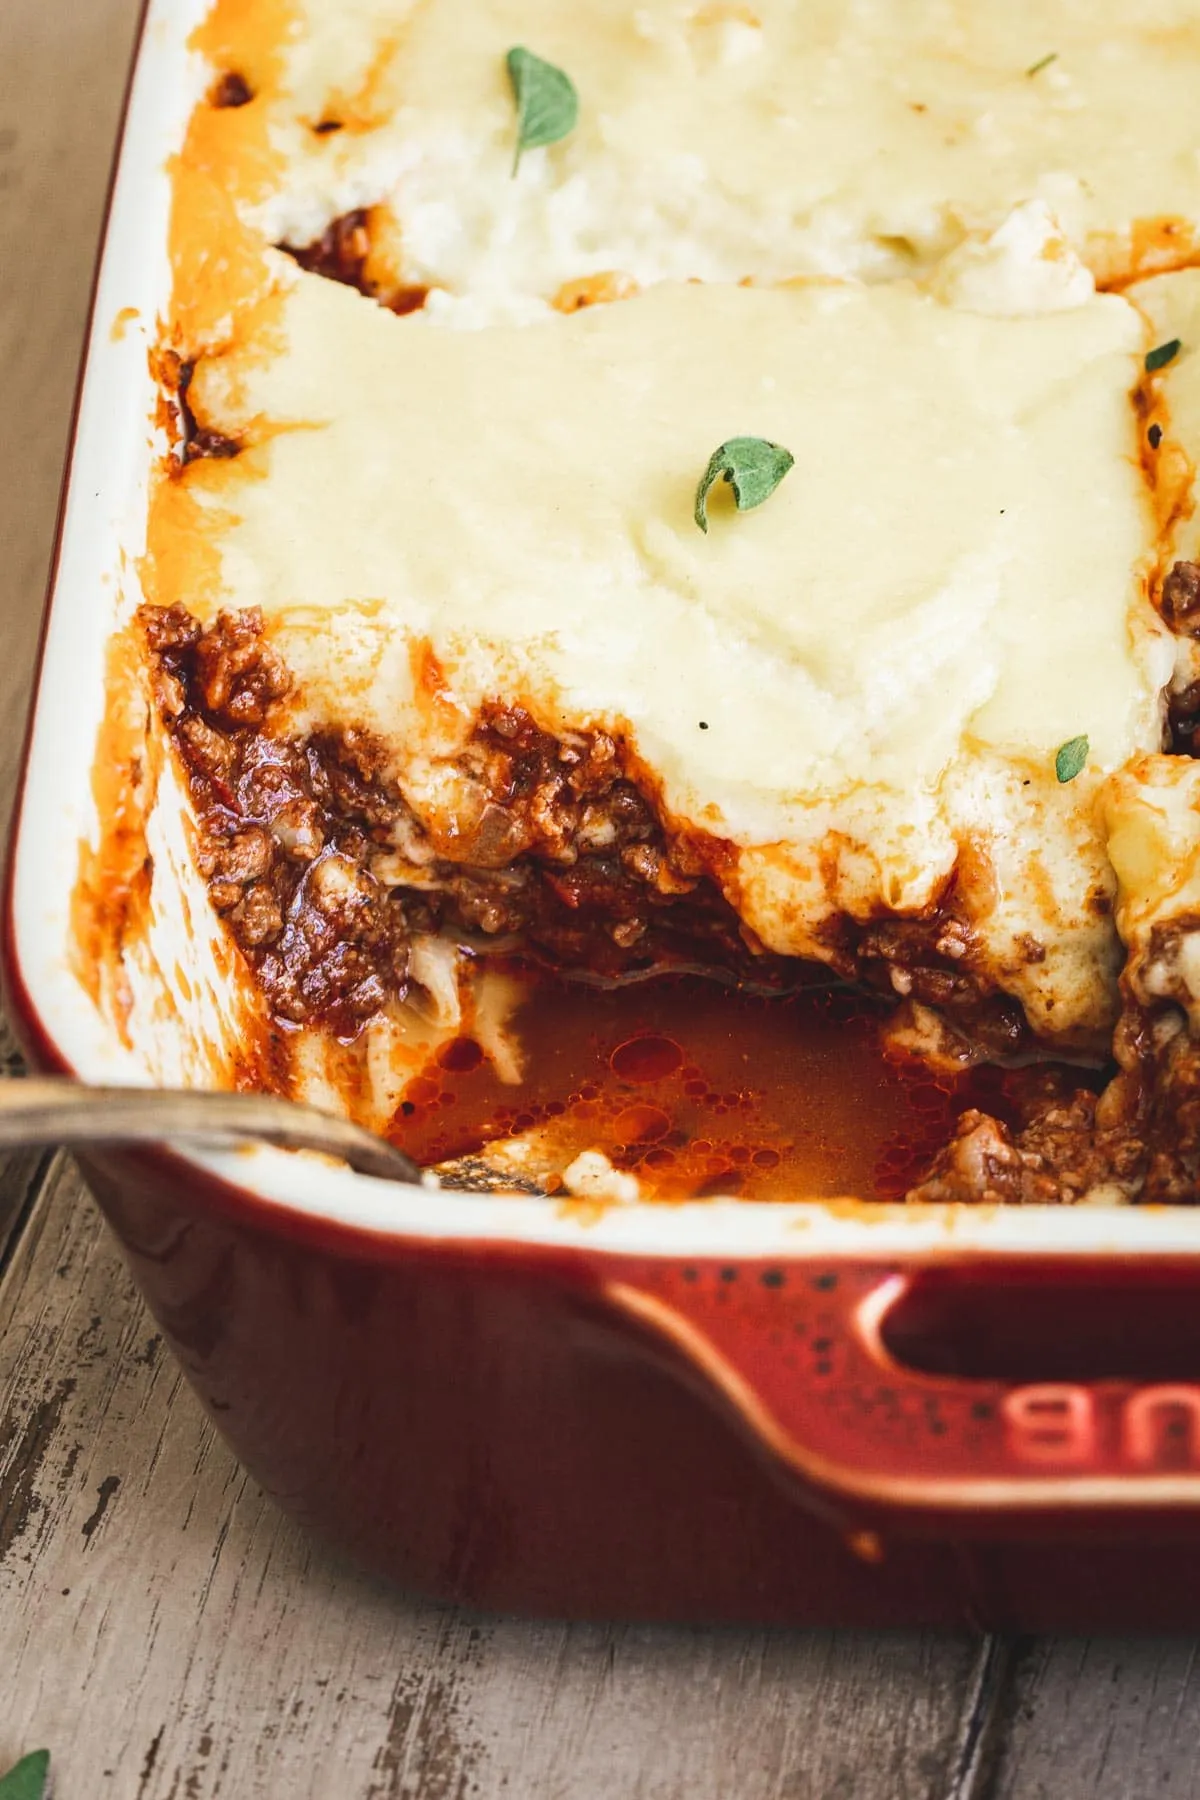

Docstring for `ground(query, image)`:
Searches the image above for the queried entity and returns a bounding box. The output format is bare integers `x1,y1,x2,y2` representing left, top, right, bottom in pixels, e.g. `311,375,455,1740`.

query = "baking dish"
12,0,1200,1628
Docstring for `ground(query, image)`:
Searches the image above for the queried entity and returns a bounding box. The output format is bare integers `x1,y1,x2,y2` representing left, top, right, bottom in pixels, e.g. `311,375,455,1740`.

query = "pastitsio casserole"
74,0,1200,1206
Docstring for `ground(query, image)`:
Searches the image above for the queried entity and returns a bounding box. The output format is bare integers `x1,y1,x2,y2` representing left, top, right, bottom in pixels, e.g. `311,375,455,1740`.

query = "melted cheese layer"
181,267,1171,1040
247,0,1200,304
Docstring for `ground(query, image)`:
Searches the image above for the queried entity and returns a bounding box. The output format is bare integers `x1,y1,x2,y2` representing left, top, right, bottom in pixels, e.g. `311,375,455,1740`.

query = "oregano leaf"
1055,735,1089,783
506,47,578,174
0,1752,51,1800
1146,338,1182,373
694,437,795,534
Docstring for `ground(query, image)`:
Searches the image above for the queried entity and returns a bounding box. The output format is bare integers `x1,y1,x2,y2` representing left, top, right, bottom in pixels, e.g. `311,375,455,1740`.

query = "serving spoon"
0,1077,424,1185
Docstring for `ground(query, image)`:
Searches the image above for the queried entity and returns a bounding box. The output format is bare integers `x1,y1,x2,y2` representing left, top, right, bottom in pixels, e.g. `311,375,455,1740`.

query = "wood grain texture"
991,1638,1200,1800
0,0,146,1258
0,1158,980,1799
0,0,146,835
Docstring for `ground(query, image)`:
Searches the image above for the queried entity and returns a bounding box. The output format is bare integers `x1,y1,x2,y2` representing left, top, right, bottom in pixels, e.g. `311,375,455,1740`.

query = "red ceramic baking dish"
12,0,1200,1630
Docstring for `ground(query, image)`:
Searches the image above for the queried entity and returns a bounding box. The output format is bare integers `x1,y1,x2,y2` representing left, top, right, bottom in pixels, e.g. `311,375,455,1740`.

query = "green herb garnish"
1055,736,1089,784
1026,52,1058,77
0,1752,50,1800
694,437,795,534
1146,338,1182,374
505,47,578,174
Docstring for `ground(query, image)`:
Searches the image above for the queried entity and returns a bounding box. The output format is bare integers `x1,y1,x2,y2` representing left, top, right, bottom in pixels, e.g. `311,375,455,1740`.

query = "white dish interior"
11,0,1200,1260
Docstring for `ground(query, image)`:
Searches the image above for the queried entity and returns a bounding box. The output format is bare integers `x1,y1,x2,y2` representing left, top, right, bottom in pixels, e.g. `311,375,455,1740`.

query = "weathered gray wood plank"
0,0,146,836
0,0,146,1270
0,1157,979,1800
0,0,148,1269
990,1638,1200,1800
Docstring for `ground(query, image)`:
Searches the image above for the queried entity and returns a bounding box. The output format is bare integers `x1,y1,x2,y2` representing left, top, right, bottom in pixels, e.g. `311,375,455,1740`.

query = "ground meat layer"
140,604,1200,1202
908,1008,1200,1205
144,604,792,1035
141,604,1027,1054
908,1073,1141,1205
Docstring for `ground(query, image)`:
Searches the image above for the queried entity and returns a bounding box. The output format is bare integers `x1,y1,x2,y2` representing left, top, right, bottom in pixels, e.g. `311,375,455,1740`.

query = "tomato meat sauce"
390,970,1020,1201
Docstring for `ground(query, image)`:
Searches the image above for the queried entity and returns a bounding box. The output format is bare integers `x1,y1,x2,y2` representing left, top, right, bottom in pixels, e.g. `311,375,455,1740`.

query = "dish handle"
602,1253,1200,1538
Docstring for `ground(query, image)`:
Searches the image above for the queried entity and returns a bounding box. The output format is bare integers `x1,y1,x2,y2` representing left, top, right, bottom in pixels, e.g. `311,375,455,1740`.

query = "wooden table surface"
6,4,1200,1795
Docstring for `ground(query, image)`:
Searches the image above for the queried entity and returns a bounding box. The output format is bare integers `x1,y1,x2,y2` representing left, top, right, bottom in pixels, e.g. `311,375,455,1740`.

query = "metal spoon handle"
0,1077,423,1186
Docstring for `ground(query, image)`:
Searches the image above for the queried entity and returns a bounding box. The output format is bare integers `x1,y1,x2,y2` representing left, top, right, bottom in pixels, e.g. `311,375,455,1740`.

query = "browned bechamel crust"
140,604,1035,1059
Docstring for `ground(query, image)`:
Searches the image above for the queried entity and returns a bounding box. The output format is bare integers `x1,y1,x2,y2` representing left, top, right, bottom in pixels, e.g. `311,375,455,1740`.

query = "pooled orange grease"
392,974,1011,1204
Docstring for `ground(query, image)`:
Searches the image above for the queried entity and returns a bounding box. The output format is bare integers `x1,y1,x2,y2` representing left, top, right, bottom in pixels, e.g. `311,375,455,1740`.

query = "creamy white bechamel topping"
183,262,1172,1041
250,0,1200,306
